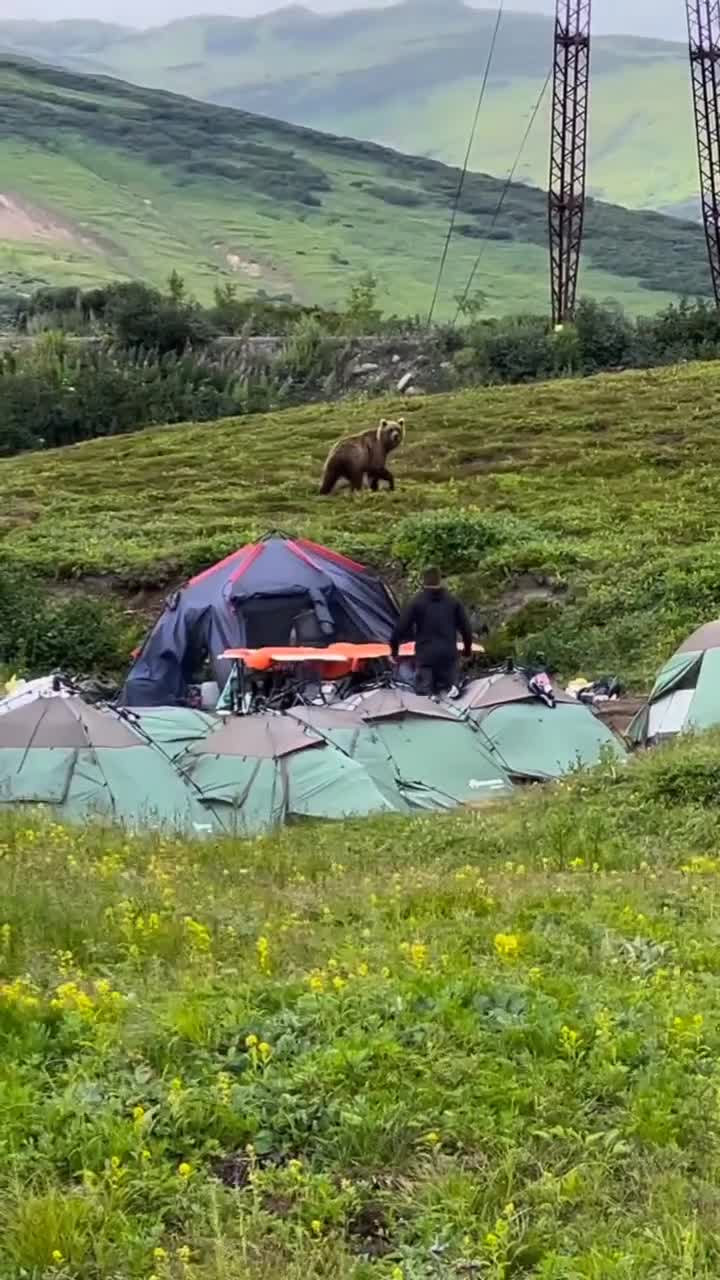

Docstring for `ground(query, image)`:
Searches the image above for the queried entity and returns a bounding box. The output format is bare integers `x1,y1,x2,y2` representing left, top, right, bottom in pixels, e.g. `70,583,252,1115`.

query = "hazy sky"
0,0,686,42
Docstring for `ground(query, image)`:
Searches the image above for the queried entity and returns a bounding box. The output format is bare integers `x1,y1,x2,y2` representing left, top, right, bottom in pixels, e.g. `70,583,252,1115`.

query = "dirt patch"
495,575,568,620
212,1153,253,1189
348,1202,392,1258
0,192,106,254
226,252,263,278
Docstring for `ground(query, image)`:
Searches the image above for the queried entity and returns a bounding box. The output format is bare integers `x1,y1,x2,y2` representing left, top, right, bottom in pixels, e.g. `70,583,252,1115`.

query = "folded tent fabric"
110,706,220,761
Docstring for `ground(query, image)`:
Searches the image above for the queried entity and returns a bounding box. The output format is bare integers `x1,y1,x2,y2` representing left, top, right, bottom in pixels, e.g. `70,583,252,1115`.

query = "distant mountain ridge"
0,54,711,316
0,3,700,215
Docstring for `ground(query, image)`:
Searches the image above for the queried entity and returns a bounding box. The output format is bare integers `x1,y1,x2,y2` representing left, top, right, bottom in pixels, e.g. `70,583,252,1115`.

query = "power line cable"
426,0,505,327
453,65,553,325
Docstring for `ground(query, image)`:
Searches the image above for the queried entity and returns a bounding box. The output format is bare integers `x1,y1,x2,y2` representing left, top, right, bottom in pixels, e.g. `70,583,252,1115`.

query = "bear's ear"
398,418,405,429
379,418,388,428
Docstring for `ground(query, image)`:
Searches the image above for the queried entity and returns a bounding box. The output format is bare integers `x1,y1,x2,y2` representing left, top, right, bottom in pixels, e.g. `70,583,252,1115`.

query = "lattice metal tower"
687,0,720,305
548,0,591,325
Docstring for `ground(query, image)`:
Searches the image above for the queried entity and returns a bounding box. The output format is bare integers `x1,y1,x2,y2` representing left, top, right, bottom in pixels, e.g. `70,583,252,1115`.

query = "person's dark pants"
416,658,457,697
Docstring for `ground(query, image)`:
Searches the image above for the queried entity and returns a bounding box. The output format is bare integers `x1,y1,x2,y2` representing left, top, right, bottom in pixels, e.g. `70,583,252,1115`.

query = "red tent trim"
228,542,265,584
296,537,367,574
188,543,257,588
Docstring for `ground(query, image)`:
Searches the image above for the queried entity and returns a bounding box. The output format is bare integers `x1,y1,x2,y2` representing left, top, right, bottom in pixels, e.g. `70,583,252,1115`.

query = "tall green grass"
1,734,720,1276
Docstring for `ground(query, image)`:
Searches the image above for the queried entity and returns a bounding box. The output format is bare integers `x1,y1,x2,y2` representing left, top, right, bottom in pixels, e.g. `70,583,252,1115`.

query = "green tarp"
118,707,220,760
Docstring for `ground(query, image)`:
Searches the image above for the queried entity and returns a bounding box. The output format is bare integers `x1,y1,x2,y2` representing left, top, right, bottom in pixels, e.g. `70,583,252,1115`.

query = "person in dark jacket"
391,567,473,696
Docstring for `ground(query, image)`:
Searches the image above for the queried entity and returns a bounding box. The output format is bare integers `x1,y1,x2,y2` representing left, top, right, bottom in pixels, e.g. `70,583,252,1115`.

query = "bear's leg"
377,467,395,491
320,466,338,495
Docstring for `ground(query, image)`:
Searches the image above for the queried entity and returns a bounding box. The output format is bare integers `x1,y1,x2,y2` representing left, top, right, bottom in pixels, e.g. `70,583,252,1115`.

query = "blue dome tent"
119,533,399,708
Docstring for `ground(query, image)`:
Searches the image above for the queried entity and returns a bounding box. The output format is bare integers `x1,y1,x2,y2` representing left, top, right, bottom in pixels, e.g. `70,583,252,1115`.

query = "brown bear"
319,418,405,495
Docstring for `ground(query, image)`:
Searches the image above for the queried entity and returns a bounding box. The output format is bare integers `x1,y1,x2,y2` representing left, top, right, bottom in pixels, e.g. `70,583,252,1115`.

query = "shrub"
392,510,541,573
104,281,215,354
0,567,136,677
275,315,336,386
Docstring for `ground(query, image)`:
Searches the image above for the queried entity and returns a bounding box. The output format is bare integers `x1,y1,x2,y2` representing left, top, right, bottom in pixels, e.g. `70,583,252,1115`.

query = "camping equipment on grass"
457,671,626,781
216,640,486,714
290,691,512,810
0,697,220,837
628,620,720,744
119,533,399,708
177,711,403,833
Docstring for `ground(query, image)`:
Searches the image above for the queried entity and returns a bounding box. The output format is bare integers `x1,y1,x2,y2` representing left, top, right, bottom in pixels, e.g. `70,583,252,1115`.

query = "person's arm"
391,598,417,658
455,599,473,657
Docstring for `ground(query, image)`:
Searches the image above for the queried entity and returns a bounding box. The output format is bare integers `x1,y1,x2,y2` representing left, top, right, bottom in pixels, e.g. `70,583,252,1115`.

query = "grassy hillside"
3,360,720,687
3,729,720,1276
0,2,701,215
0,58,711,318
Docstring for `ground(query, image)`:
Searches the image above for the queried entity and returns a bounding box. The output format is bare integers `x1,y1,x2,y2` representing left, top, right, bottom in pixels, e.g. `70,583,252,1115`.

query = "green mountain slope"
0,2,701,215
3,359,720,687
0,56,711,315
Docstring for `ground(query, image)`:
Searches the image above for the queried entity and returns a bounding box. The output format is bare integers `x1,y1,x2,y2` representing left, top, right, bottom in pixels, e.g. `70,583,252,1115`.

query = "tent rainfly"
290,692,512,809
119,533,399,708
628,621,720,745
0,696,221,836
457,673,626,781
178,711,404,834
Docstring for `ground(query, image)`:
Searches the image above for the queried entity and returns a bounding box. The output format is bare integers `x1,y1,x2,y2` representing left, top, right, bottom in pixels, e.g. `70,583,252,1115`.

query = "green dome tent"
0,697,221,836
457,673,626,781
290,689,512,810
628,620,720,745
178,711,404,834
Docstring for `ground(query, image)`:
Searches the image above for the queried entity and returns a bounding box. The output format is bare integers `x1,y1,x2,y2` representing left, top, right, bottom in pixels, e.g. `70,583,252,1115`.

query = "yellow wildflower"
258,1041,272,1063
153,1247,168,1262
494,933,521,961
256,935,271,973
51,981,95,1018
410,942,427,970
245,1033,258,1049
183,916,211,953
177,1246,191,1264
51,1251,64,1265
560,1025,582,1056
217,1072,233,1103
178,1162,192,1179
310,1219,323,1235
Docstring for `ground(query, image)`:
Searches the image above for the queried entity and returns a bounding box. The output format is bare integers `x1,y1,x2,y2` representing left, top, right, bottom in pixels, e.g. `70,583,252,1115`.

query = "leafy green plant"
392,509,541,573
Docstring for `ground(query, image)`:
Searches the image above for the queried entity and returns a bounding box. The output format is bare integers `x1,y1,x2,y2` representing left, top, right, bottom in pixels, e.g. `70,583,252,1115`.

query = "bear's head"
377,417,405,451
